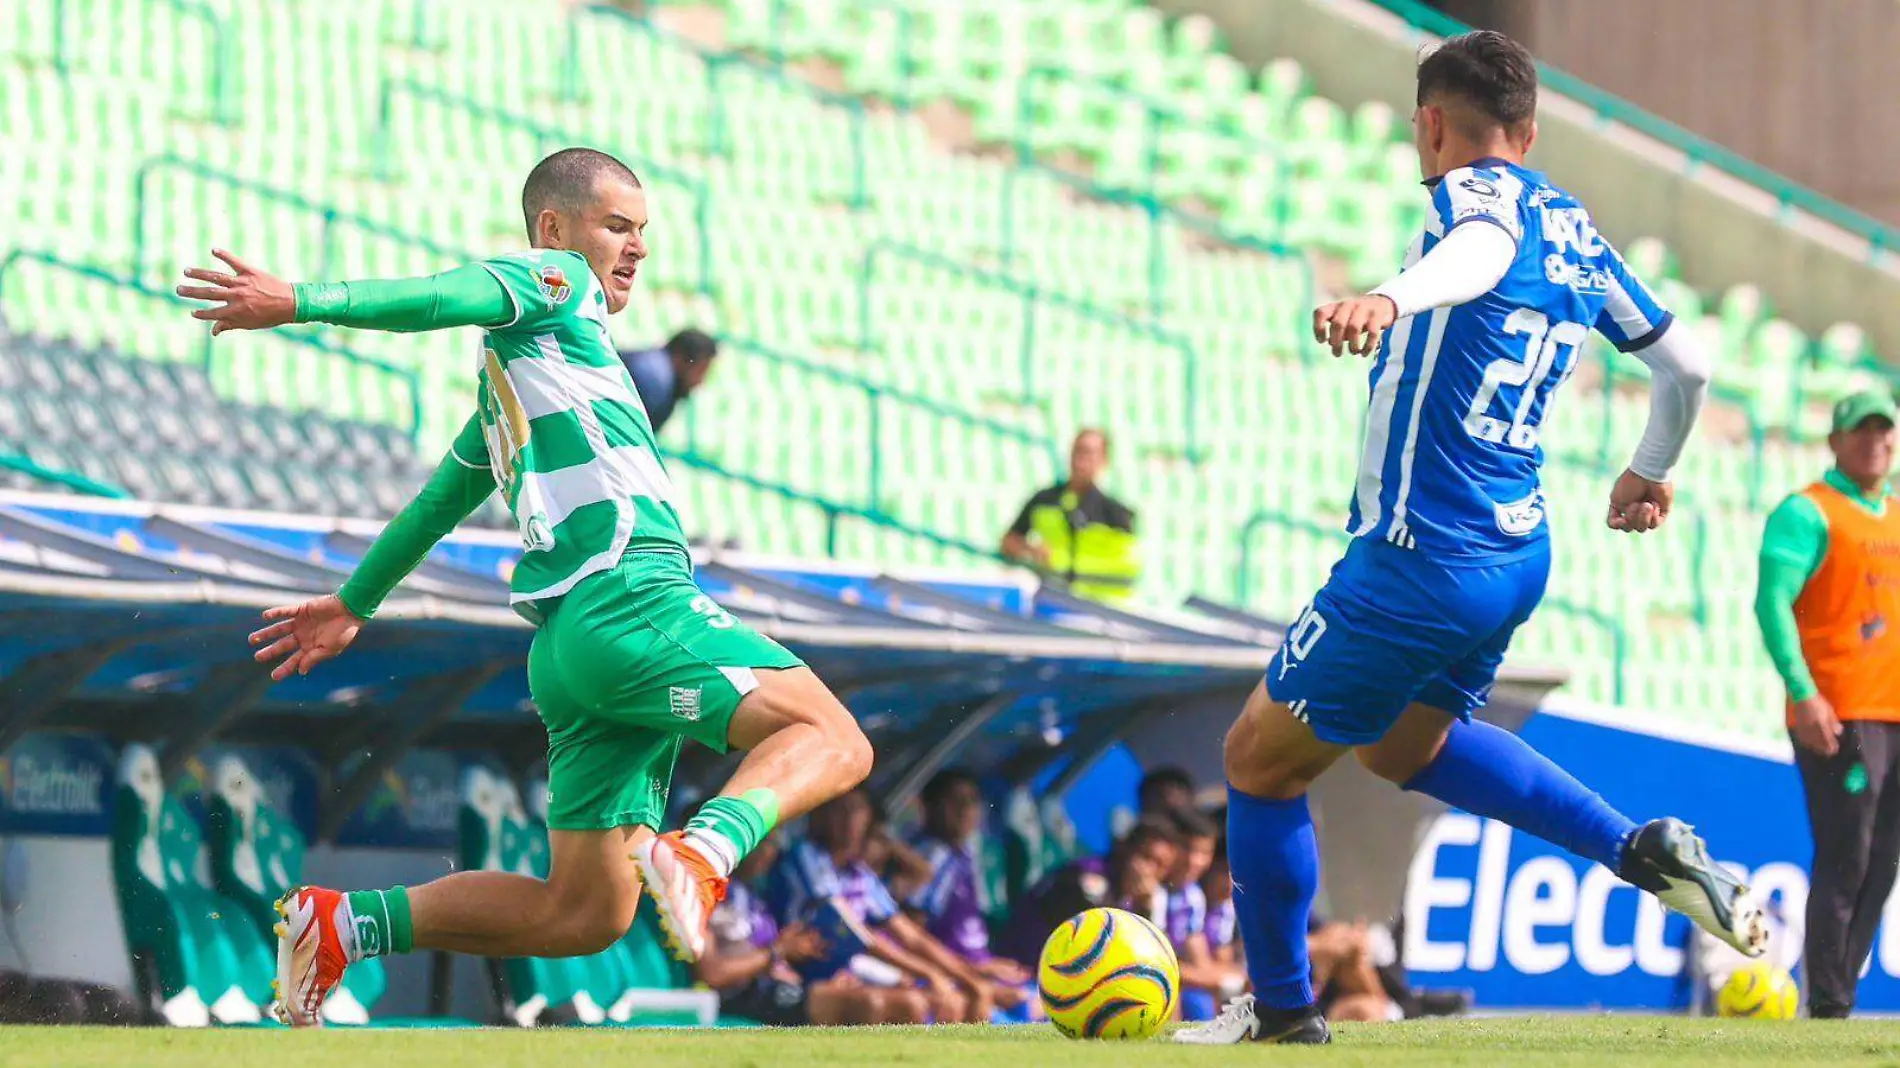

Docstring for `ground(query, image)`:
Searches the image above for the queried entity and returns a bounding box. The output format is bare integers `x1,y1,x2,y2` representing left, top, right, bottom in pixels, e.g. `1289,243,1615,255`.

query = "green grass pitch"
6,1018,1900,1068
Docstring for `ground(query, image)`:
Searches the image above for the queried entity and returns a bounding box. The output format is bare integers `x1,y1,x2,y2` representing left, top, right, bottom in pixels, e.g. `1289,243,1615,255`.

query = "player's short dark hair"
1416,30,1538,135
665,328,719,365
1169,807,1218,842
1074,427,1110,455
1113,817,1182,864
520,147,642,240
920,767,980,809
1137,765,1193,811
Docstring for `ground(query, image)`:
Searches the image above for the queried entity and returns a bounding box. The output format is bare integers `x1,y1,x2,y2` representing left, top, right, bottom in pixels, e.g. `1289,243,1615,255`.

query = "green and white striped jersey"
453,248,688,621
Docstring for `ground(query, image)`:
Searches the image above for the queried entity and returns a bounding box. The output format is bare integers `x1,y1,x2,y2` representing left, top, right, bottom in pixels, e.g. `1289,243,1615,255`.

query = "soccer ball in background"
1037,907,1180,1040
1716,962,1800,1019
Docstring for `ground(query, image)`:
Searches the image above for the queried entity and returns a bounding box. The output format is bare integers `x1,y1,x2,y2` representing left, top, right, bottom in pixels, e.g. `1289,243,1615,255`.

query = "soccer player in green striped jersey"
177,148,874,1028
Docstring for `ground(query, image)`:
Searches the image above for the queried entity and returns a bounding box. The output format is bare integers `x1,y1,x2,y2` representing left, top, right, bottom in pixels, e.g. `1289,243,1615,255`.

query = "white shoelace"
1203,993,1257,1031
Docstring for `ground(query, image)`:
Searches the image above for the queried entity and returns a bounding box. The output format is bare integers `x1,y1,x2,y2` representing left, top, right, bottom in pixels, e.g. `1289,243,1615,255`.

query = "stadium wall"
1443,0,1900,229
1155,0,1900,355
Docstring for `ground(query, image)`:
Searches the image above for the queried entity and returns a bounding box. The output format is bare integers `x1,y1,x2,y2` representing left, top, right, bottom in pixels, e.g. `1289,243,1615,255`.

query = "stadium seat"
204,755,389,1026
109,744,274,1026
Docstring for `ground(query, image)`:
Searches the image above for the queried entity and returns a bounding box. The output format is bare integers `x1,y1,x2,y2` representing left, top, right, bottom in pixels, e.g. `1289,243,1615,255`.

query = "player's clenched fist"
176,248,297,335
1312,294,1398,358
1606,468,1672,534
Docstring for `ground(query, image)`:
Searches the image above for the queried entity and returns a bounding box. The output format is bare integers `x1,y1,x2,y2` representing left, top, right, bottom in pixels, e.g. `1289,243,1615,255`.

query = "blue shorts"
1264,537,1550,745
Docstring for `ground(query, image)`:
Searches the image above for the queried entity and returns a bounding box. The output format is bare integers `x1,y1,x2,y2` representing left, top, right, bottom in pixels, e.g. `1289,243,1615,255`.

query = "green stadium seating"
3,0,1891,743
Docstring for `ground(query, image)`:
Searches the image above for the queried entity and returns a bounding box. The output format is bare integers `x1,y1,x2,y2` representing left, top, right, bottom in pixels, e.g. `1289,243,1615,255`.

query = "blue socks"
1226,786,1319,1010
1402,719,1636,871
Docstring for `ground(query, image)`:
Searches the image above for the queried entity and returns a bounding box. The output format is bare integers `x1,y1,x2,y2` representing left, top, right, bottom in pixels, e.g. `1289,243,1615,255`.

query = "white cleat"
632,832,726,964
1172,994,1332,1045
1621,818,1768,958
269,886,353,1028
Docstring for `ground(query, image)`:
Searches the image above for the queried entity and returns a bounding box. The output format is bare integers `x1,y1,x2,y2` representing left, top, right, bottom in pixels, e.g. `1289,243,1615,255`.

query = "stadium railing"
20,0,236,124
567,6,875,210
730,0,1317,326
0,249,427,441
0,453,130,499
369,79,717,297
130,154,469,289
667,449,1004,564
858,239,1205,461
1233,507,1629,704
691,334,1063,513
1001,66,1311,325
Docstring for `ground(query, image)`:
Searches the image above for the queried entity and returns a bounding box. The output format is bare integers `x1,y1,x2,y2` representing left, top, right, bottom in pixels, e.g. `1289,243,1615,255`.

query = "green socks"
343,886,413,961
682,789,780,878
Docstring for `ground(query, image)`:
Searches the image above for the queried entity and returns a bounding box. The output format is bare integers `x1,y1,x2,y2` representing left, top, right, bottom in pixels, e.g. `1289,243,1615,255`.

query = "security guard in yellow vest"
1001,428,1140,602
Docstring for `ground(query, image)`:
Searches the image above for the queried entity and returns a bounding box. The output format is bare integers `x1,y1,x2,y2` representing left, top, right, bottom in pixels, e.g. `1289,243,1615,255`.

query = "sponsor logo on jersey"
1543,253,1612,294
538,264,573,305
1494,492,1546,536
670,686,703,721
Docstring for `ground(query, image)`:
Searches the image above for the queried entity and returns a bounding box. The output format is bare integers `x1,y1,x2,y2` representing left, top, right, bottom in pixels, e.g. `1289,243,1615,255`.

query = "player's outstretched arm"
1313,222,1516,357
251,414,495,679
177,249,513,336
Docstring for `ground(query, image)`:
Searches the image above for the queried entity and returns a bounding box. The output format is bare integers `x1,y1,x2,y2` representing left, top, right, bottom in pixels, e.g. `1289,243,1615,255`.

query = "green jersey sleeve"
474,249,592,334
292,264,513,333
336,413,496,620
1754,492,1828,703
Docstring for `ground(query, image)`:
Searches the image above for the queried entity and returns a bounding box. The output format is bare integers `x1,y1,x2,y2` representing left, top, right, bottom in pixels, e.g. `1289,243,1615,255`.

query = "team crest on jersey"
538,264,573,305
1459,176,1500,199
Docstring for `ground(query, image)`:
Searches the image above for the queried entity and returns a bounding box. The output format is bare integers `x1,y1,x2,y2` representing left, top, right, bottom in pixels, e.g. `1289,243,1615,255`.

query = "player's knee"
785,677,873,787
1355,743,1421,786
544,887,635,956
1222,722,1308,800
833,718,874,789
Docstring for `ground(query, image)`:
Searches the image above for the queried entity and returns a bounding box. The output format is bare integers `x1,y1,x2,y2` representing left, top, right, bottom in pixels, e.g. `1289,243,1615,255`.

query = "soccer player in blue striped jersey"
1177,32,1765,1046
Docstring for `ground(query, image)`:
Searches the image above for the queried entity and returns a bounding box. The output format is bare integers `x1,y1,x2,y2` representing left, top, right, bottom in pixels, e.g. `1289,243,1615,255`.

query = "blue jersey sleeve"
1431,165,1525,243
1592,243,1675,352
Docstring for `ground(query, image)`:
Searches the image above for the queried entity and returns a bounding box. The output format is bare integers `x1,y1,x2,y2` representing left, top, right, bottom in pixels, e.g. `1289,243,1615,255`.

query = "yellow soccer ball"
1716,962,1799,1020
1038,906,1180,1040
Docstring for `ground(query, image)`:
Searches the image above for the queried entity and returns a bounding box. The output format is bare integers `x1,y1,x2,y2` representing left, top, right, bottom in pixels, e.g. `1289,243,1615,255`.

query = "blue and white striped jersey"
1348,157,1673,562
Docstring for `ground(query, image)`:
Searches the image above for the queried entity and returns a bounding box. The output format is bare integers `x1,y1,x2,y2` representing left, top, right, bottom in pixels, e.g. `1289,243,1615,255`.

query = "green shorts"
527,550,804,832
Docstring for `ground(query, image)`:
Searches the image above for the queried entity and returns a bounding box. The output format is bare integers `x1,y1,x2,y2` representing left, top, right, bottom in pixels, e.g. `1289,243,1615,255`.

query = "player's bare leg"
273,825,649,1026
1223,683,1349,800
636,666,873,962
1175,683,1342,1046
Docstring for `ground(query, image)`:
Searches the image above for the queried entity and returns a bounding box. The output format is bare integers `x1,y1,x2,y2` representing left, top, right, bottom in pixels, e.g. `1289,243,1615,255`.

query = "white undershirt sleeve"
1624,322,1711,483
1369,221,1518,319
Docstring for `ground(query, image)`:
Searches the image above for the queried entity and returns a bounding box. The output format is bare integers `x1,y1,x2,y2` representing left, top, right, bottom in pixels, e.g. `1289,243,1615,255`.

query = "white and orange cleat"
632,832,727,963
270,886,352,1027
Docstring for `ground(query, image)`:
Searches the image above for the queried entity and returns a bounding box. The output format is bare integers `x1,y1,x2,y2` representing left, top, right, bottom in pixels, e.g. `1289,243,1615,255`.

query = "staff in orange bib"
1755,387,1900,1019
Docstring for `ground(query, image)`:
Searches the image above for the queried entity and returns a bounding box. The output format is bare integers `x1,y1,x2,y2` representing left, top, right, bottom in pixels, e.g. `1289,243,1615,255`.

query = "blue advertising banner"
332,749,463,850
1402,701,1897,1009
0,732,114,836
